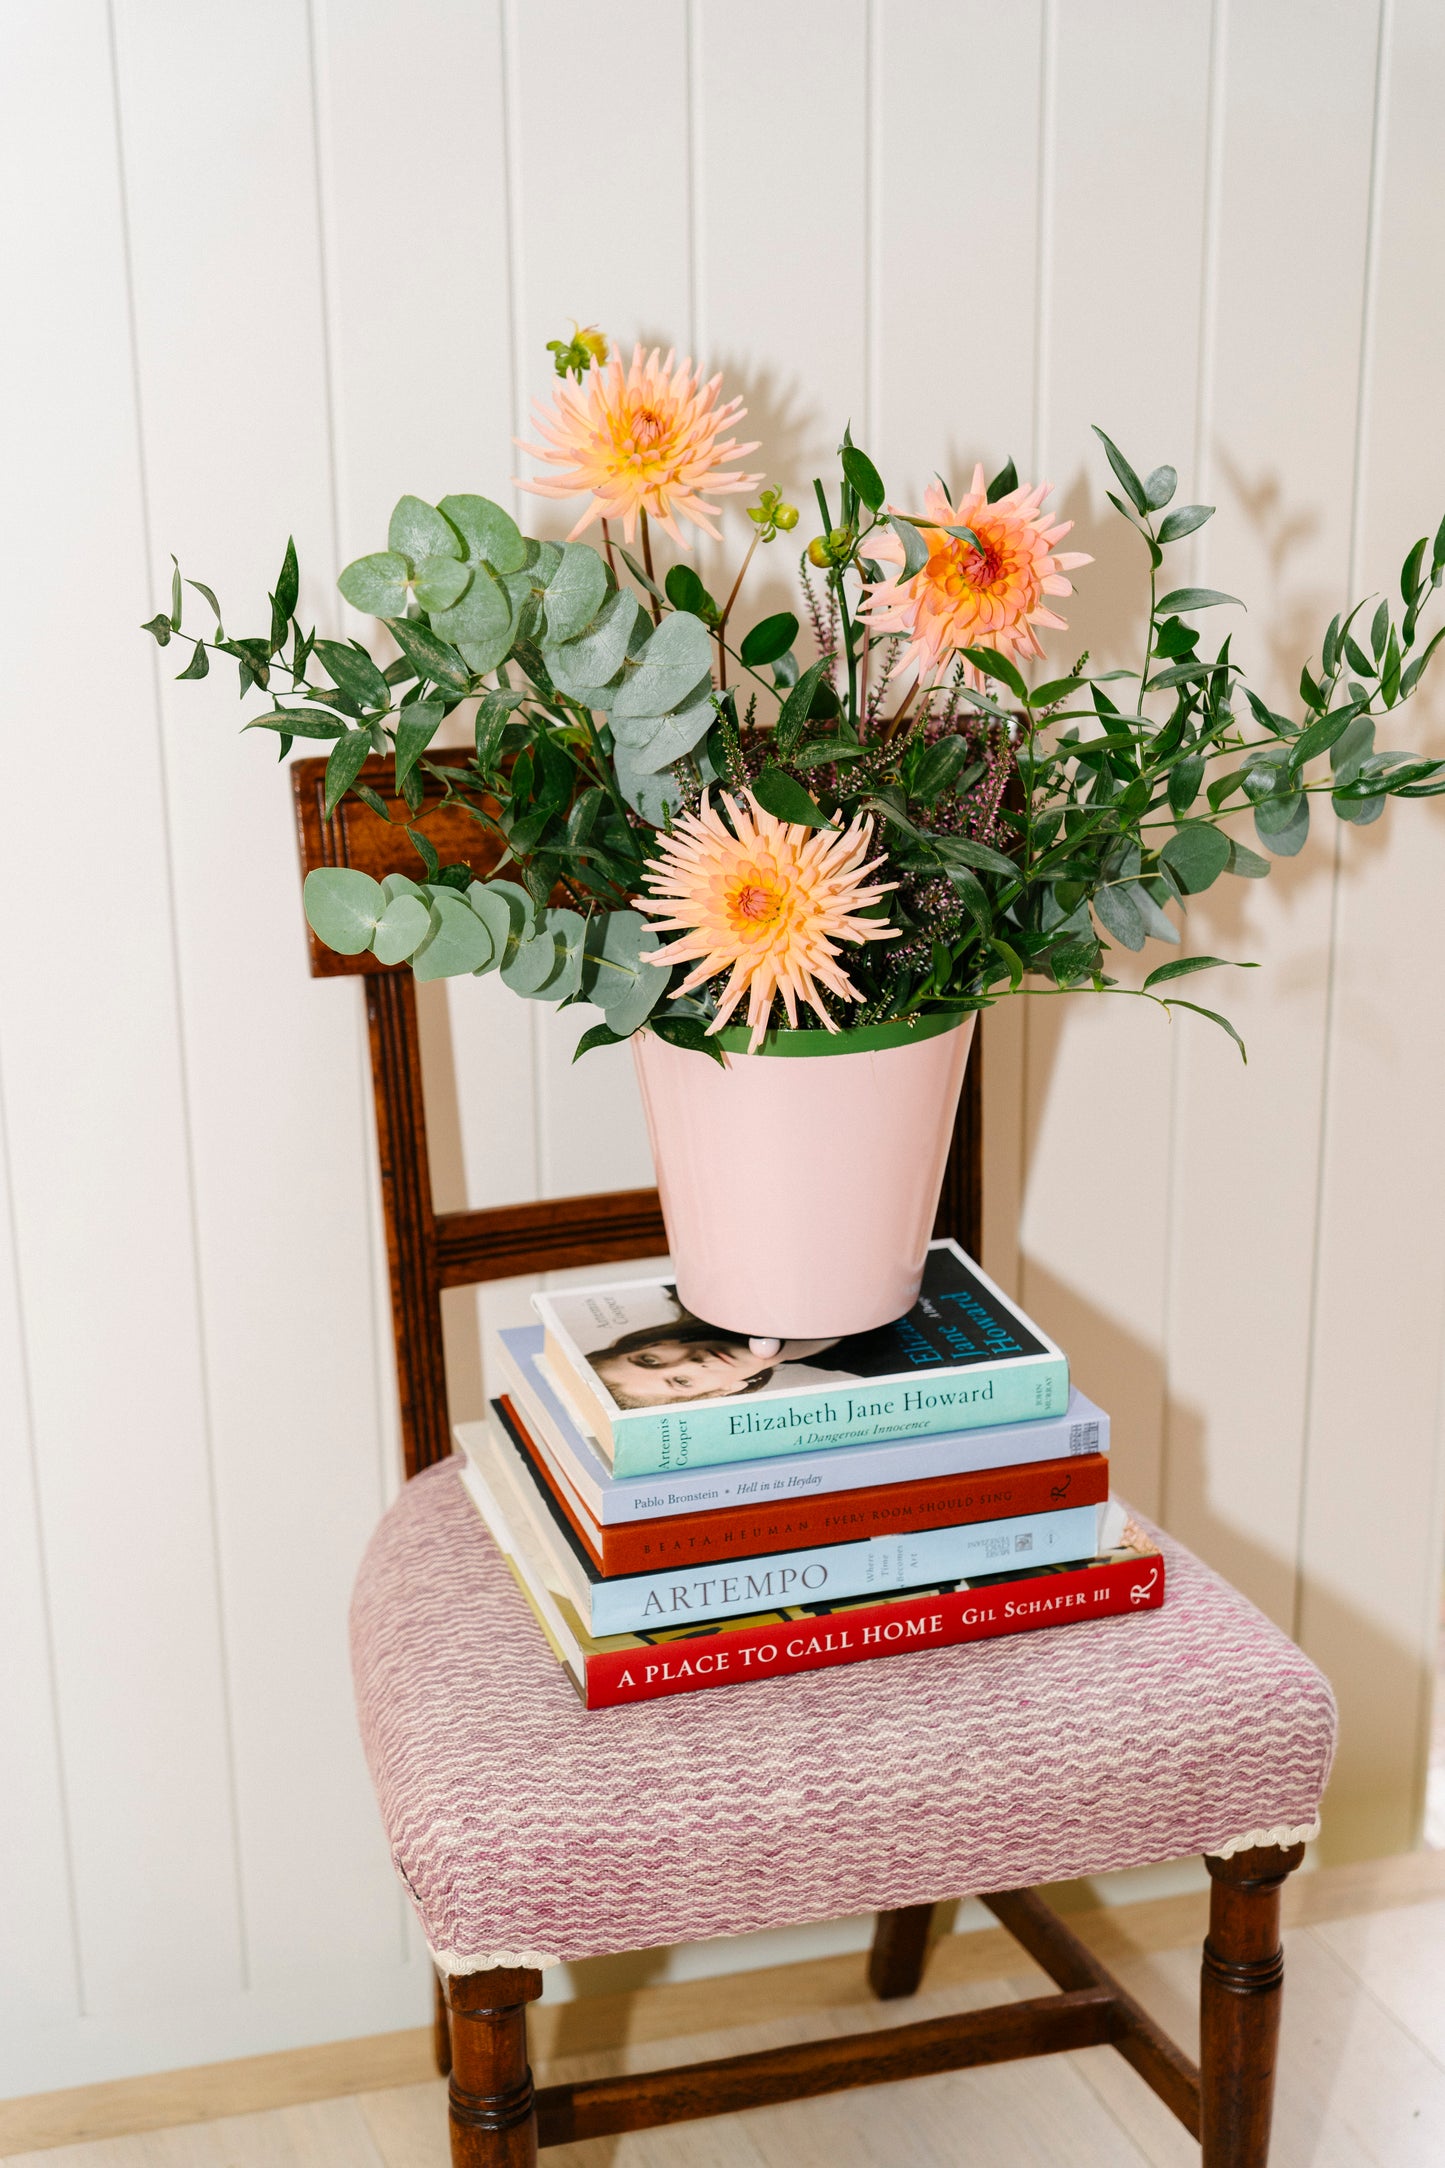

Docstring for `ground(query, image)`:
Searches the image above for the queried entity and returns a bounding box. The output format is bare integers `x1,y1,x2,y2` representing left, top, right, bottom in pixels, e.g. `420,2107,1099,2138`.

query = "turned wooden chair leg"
867,1903,936,2000
433,1967,453,2076
1200,1842,1305,2167
446,1964,544,2168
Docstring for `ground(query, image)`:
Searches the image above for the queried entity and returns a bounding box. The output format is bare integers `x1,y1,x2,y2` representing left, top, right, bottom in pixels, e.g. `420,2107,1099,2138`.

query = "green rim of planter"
709,1009,974,1058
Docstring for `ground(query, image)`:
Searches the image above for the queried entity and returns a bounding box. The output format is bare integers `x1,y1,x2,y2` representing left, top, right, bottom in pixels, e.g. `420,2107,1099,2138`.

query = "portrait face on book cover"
587,1312,839,1410
553,1245,1045,1412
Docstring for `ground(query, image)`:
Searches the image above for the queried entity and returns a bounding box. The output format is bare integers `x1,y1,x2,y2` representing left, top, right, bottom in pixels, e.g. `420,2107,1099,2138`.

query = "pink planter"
632,1012,976,1340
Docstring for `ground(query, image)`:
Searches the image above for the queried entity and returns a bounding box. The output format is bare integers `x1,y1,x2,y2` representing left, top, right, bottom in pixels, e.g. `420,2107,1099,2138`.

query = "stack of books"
455,1239,1164,1710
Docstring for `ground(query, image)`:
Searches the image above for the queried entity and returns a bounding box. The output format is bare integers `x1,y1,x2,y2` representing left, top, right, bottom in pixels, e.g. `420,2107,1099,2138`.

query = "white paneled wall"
2,0,1443,2096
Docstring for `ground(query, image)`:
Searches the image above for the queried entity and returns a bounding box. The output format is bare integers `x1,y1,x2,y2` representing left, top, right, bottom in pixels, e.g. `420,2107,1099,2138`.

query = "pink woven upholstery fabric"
351,1461,1336,1972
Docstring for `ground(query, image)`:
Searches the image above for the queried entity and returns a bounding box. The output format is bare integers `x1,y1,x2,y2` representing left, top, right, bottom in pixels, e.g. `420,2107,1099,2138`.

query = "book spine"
610,1354,1069,1477
582,1552,1166,1708
600,1453,1110,1574
587,1502,1103,1635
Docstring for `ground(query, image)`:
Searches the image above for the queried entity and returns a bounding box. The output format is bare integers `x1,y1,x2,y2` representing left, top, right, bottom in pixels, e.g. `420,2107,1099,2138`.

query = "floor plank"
1,2097,387,2168
1312,1897,1445,2069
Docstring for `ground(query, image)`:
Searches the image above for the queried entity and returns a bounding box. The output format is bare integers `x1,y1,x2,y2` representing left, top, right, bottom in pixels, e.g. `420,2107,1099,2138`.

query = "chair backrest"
292,754,983,1480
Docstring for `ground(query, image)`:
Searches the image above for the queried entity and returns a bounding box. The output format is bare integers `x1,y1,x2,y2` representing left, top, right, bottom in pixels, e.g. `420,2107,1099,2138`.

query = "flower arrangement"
147,327,1445,1064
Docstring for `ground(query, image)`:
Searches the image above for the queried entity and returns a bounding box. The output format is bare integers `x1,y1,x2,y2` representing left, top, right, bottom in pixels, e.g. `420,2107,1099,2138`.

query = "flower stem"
601,518,617,582
714,532,759,692
640,511,661,624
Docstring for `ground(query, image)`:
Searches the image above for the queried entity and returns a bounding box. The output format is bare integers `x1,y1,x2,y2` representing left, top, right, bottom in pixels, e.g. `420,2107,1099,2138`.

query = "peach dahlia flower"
637,792,898,1050
516,344,762,545
860,466,1090,686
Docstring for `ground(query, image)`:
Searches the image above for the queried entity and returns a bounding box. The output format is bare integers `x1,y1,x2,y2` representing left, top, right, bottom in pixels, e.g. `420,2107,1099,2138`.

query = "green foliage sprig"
148,380,1445,1062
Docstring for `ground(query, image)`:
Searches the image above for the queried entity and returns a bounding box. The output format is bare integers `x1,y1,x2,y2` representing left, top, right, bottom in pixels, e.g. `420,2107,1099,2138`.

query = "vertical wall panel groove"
105,0,253,1988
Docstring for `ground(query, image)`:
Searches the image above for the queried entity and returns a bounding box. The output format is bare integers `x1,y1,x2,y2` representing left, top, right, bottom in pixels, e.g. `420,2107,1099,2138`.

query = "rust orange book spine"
499,1392,1109,1576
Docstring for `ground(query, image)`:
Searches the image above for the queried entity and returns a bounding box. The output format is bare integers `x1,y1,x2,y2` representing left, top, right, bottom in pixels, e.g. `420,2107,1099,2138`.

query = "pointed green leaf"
887,513,929,579
1156,587,1243,614
393,699,442,789
574,1020,630,1060
1093,882,1147,950
665,563,717,621
274,536,299,620
1144,464,1177,510
175,642,209,681
774,657,832,760
960,646,1028,701
739,611,800,668
985,458,1018,504
750,766,835,829
1157,503,1214,544
840,444,885,512
1160,822,1231,893
1143,954,1256,991
314,637,391,711
1163,998,1247,1061
322,727,374,814
382,615,471,693
1091,426,1149,515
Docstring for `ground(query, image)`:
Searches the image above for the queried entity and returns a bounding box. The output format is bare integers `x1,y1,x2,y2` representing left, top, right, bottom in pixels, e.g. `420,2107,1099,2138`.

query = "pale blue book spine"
609,1353,1069,1478
586,1499,1100,1634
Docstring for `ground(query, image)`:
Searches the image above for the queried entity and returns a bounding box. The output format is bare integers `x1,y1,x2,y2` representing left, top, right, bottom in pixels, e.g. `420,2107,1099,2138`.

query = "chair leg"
446,1964,544,2168
1199,1842,1305,2167
867,1903,936,2000
433,1967,453,2077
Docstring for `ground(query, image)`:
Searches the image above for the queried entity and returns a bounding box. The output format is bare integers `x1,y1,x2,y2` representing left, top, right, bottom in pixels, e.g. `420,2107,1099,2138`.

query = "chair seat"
350,1460,1336,1974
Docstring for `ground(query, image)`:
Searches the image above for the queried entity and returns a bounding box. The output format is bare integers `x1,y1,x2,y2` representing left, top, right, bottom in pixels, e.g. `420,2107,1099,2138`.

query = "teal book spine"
609,1354,1069,1478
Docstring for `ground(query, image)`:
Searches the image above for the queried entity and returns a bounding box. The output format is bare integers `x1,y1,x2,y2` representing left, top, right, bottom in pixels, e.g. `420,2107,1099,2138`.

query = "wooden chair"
295,755,1337,2166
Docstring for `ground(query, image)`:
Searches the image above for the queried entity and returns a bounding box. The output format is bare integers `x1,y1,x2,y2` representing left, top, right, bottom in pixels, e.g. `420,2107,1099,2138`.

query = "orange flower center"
630,405,667,449
929,528,1005,595
724,870,785,937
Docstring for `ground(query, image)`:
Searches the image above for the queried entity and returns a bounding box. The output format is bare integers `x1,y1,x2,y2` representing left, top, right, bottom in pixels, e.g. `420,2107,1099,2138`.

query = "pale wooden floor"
7,1864,1445,2167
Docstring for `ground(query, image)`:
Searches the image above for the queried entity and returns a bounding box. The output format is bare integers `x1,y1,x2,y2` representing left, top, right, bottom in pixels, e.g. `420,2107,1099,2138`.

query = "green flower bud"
807,526,856,569
747,488,800,543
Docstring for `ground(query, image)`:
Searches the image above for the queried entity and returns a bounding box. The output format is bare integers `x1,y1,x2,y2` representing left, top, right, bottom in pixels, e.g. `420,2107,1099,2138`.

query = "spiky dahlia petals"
514,344,763,545
636,791,899,1050
859,465,1091,687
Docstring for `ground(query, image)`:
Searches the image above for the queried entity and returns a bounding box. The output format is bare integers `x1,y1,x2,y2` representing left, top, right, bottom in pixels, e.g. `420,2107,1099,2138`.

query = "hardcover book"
477,1325,1108,1527
483,1381,1110,1577
531,1239,1068,1477
457,1433,1164,1711
483,1404,1105,1633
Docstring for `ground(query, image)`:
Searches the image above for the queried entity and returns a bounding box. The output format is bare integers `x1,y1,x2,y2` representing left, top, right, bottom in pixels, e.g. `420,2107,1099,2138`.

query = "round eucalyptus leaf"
466,883,514,973
611,742,687,825
437,494,527,575
381,872,427,903
625,692,716,773
1092,881,1147,951
1160,822,1231,893
432,560,514,673
546,588,641,699
1254,788,1310,855
611,610,713,719
543,908,587,1001
413,556,472,612
502,926,568,996
412,891,495,981
337,551,409,617
502,540,563,641
388,495,461,566
303,867,384,955
543,543,609,644
372,892,434,966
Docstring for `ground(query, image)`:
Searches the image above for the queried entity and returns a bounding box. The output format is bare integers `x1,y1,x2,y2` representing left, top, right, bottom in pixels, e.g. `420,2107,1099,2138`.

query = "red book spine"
500,1395,1109,1576
581,1550,1166,1708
